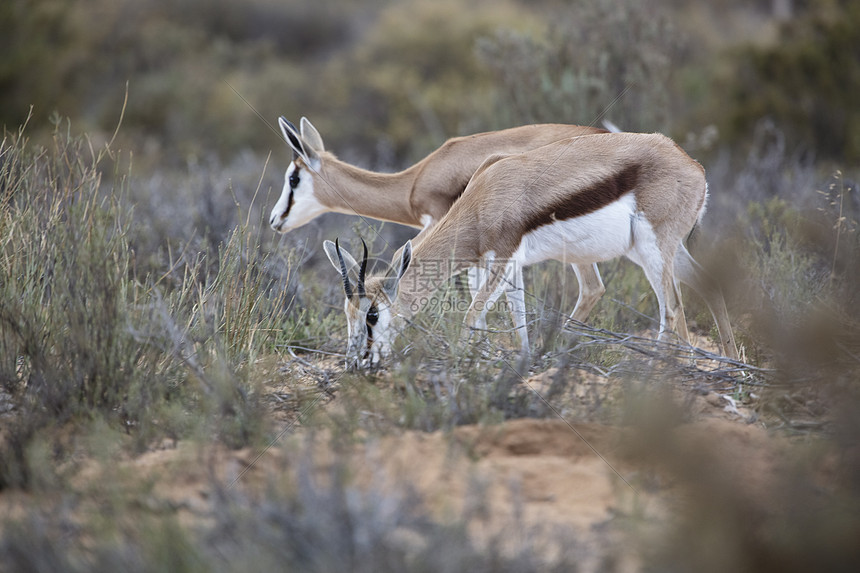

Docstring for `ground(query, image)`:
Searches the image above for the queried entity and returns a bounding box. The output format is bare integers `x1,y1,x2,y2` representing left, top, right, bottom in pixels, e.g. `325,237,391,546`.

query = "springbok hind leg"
662,247,690,347
672,278,691,346
674,245,739,360
628,231,686,347
663,258,690,346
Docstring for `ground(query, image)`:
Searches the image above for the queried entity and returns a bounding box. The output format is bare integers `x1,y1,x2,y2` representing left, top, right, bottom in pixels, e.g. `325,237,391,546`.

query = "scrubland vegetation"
1,0,860,570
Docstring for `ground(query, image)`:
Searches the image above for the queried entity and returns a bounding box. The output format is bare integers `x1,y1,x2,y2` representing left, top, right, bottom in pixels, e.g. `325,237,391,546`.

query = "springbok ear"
323,239,360,279
383,240,412,299
300,117,325,153
279,117,308,161
303,144,321,172
324,239,362,298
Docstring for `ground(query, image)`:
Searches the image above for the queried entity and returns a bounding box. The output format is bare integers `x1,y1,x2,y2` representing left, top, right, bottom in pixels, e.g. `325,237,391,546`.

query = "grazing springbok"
269,117,606,233
324,131,739,368
269,118,612,347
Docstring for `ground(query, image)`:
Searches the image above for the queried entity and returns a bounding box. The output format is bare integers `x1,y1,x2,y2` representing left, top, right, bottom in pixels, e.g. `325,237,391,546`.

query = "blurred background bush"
2,0,857,166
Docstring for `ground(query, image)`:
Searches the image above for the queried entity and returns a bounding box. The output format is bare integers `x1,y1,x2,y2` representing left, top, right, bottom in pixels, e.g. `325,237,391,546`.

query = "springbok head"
323,239,412,369
270,117,328,233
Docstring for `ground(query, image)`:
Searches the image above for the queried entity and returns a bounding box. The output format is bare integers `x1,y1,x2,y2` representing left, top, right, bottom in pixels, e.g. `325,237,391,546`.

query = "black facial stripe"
280,166,300,220
365,323,373,359
365,304,378,355
281,188,294,220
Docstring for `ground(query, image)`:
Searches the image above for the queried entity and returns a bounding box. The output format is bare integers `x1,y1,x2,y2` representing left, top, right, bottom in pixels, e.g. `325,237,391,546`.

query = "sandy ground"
0,341,801,570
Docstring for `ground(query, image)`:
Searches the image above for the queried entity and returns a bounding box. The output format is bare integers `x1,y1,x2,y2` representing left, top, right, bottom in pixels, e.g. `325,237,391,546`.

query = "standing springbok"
324,132,739,368
269,117,612,344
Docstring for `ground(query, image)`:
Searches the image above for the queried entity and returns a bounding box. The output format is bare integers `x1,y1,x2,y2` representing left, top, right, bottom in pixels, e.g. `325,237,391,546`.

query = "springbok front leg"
503,266,530,355
569,263,606,324
468,263,530,355
463,254,531,357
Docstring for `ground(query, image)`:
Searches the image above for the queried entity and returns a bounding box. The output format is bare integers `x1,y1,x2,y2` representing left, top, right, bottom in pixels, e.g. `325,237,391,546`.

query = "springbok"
324,131,739,368
269,117,612,346
269,117,606,234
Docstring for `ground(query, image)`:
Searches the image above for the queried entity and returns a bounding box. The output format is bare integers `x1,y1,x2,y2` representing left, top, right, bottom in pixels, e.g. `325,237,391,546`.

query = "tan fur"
405,133,702,272
312,124,606,227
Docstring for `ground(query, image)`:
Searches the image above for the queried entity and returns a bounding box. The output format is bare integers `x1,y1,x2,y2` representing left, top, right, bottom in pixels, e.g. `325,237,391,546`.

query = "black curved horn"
357,239,368,296
335,238,353,298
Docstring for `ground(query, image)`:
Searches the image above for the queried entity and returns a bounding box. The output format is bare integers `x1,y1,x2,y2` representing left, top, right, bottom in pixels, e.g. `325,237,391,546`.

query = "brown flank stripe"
522,164,640,234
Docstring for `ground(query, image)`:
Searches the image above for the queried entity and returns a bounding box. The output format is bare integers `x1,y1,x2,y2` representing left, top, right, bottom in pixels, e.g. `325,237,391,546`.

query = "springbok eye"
366,305,379,326
289,170,300,188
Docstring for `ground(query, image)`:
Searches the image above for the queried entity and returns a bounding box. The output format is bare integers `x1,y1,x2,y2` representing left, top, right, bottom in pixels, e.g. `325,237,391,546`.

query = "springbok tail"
601,119,622,133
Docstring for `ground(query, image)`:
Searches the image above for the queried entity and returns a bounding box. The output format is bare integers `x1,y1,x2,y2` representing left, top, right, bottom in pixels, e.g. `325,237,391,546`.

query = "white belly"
513,193,638,266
